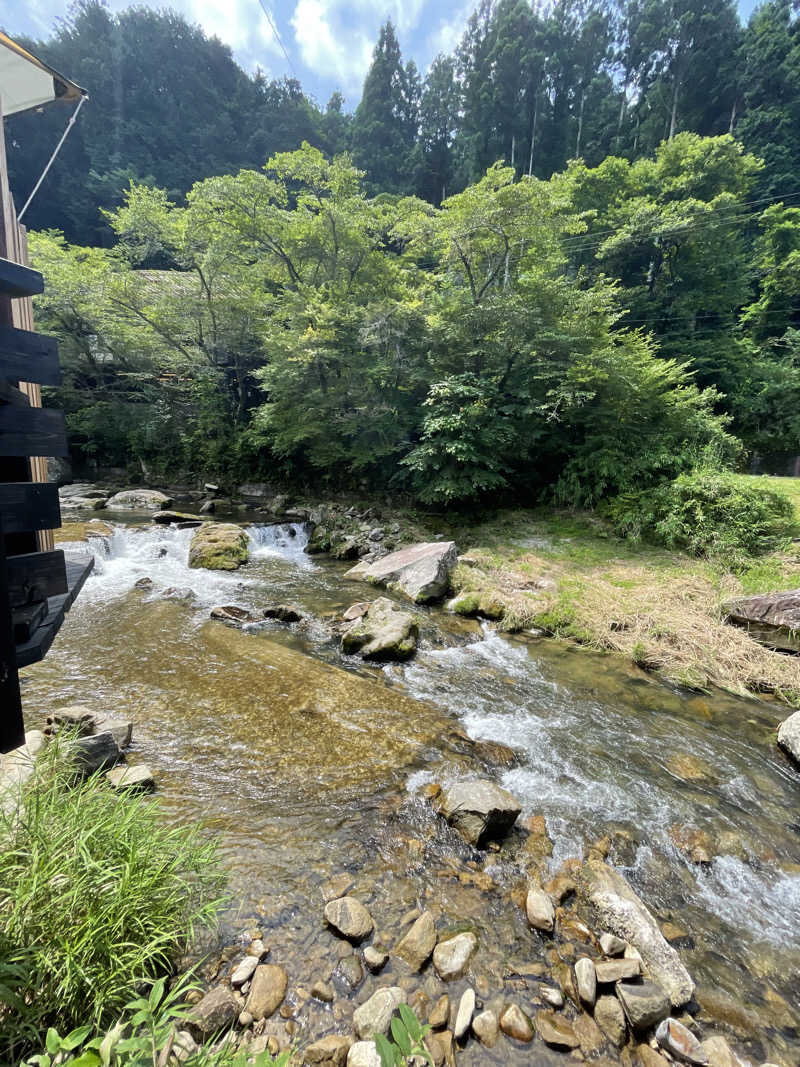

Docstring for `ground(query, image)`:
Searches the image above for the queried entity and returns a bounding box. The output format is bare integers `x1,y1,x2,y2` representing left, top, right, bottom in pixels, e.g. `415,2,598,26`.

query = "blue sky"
0,0,762,110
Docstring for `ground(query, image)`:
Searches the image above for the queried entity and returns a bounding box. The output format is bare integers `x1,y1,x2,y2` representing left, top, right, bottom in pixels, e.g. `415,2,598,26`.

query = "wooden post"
0,527,24,752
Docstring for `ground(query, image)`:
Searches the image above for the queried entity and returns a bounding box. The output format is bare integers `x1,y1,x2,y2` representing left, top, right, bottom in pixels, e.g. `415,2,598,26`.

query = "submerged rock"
580,858,695,1007
777,710,800,766
210,605,258,627
353,987,406,1039
594,994,627,1046
439,779,521,847
189,523,249,571
324,896,374,942
525,887,555,932
534,1010,578,1049
500,1004,533,1043
432,932,477,981
472,1009,499,1048
724,588,800,653
344,541,458,603
244,964,287,1020
105,764,154,792
393,910,436,971
106,489,172,511
263,604,304,623
341,597,419,662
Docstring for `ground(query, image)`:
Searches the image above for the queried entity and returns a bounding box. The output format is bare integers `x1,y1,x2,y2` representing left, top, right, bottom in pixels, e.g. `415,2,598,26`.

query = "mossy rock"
341,596,419,661
188,523,249,571
447,591,505,620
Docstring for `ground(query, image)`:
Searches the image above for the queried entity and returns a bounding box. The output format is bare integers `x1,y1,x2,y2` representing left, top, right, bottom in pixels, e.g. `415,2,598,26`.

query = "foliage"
0,741,225,1062
375,1005,433,1067
606,469,798,562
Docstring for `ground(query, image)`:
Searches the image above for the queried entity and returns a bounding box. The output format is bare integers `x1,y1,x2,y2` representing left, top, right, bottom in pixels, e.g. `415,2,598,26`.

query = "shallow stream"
22,519,800,1064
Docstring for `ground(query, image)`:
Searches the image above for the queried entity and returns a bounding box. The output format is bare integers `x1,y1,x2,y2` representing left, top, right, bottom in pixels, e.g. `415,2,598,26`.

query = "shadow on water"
21,519,800,1063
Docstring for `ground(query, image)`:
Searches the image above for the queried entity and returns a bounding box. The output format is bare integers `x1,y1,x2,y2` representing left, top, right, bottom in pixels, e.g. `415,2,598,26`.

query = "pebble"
575,957,597,1007
429,994,450,1029
321,874,355,903
324,897,374,942
304,1035,352,1067
616,981,671,1033
393,910,436,971
500,1003,534,1042
432,932,478,981
656,1018,710,1065
237,1011,253,1028
593,994,627,1047
525,887,555,932
472,1009,499,1047
353,987,406,1040
311,980,335,1003
534,1010,579,1049
336,954,364,989
539,985,565,1009
230,956,260,987
243,964,288,1021
594,958,641,983
248,939,269,960
600,933,627,957
363,946,388,972
454,988,475,1039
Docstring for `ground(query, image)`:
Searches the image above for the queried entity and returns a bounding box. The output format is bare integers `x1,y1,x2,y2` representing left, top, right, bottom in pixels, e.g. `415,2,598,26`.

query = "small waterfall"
246,521,311,562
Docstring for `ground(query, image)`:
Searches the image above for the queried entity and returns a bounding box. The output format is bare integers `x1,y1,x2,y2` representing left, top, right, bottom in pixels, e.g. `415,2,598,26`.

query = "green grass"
0,738,226,1062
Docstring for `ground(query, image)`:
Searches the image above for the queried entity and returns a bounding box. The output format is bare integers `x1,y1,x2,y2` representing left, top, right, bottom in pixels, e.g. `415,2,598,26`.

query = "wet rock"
210,605,257,627
341,597,419,661
95,714,133,749
311,980,335,1003
106,489,173,511
135,577,154,589
600,933,627,957
573,1012,606,1055
343,602,370,622
347,1042,381,1067
429,995,450,1029
353,987,406,1039
594,958,641,983
432,932,478,981
71,732,122,776
724,588,800,653
187,986,239,1037
580,859,694,1007
594,995,627,1047
669,825,715,865
344,541,458,604
454,988,475,1039
438,1031,456,1067
525,887,555,932
439,779,521,847
575,957,597,1007
637,1046,671,1067
336,954,364,989
616,981,671,1032
231,956,260,987
189,523,249,571
534,1010,579,1049
540,986,564,1009
472,739,521,768
324,896,374,942
446,591,505,620
667,752,715,783
152,510,202,524
321,873,355,902
656,1018,709,1065
364,946,388,972
305,1035,352,1067
244,964,287,1020
699,1036,744,1067
394,910,436,971
105,764,155,792
497,1004,531,1043
263,604,304,624
472,1009,499,1047
777,710,800,766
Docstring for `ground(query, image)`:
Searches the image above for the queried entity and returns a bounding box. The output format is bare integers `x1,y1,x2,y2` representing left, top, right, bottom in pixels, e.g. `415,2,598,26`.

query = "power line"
255,0,295,77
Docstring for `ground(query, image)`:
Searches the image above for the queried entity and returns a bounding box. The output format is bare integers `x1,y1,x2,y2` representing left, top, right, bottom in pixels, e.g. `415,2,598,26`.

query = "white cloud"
425,1,472,63
291,0,373,94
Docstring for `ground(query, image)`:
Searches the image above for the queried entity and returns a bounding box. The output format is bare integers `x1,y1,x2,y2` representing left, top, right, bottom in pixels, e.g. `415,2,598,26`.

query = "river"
21,519,800,1064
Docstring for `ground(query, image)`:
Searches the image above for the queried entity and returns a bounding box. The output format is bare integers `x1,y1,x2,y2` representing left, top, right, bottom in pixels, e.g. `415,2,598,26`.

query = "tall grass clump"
0,740,225,1062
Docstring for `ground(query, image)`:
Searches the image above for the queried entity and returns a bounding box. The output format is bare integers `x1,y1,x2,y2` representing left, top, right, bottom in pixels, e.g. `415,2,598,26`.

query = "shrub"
0,742,225,1062
606,470,797,563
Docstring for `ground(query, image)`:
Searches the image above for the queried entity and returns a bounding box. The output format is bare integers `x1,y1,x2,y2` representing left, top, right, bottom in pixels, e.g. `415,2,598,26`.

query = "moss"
188,523,249,570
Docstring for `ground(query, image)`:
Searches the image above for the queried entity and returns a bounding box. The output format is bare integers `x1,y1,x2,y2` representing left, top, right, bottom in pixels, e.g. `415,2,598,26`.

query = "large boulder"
105,489,173,511
777,710,800,767
439,779,521,847
189,523,249,571
344,541,458,603
723,588,800,653
579,858,694,1007
341,597,419,661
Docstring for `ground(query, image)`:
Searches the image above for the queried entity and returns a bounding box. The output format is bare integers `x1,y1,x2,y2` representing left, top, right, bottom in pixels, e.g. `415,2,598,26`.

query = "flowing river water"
20,518,800,1064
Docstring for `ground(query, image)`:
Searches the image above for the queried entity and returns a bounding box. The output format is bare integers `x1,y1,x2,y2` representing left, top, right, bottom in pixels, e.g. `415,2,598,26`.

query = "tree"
417,56,460,204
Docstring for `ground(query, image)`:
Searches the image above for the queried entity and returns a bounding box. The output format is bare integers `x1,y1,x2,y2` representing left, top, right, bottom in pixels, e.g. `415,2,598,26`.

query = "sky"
0,0,763,110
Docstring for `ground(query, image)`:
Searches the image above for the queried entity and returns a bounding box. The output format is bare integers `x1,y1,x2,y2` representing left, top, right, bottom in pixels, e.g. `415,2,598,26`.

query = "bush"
606,470,797,563
0,742,225,1062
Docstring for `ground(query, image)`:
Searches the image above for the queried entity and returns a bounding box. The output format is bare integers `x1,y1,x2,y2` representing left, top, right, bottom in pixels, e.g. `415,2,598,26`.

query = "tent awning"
0,31,86,117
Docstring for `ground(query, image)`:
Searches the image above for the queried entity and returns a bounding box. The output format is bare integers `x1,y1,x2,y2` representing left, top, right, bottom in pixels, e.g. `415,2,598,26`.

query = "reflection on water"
22,520,800,1062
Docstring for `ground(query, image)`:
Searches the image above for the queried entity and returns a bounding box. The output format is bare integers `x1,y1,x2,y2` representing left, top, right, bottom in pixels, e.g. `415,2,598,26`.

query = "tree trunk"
528,98,538,176
510,133,516,169
728,97,737,134
576,90,586,158
669,75,680,140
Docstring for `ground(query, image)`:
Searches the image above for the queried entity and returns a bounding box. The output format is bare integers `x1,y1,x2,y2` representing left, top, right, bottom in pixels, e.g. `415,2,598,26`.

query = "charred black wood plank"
0,325,61,386
0,535,24,752
0,406,68,457
15,556,93,669
0,258,43,299
0,482,61,534
5,549,67,608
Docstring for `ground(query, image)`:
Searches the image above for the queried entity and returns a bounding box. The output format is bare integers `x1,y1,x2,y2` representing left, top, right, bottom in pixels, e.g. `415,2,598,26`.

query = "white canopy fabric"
0,31,85,117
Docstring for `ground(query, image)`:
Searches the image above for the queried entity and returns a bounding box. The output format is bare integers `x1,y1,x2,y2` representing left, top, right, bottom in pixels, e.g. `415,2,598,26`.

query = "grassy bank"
437,475,800,707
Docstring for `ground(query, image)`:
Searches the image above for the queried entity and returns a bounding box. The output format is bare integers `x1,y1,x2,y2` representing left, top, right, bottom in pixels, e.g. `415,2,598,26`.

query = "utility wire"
255,0,296,77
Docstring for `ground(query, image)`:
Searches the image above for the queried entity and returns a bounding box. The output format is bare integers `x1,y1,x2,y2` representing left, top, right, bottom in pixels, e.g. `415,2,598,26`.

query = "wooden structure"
0,49,92,752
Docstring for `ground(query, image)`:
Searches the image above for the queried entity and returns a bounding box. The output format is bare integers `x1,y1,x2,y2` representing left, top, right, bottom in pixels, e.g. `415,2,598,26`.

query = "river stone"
638,1047,672,1067
189,523,249,571
439,779,521,847
525,887,555,932
353,987,406,1039
71,732,122,775
724,588,800,653
244,964,287,1020
454,988,475,1039
152,510,202,524
429,994,450,1029
616,980,671,1032
343,541,458,603
105,764,155,792
106,489,172,511
324,896,374,942
575,957,597,1006
499,1004,533,1043
347,1042,381,1067
343,602,370,622
777,711,800,766
656,1018,709,1065
341,597,419,662
336,954,364,989
263,604,304,623
187,986,239,1037
600,933,627,956
580,858,694,1006
364,946,388,972
95,714,133,749
594,958,641,983
534,1010,578,1049
432,932,478,980
394,910,436,971
594,995,627,1047
210,605,257,627
321,873,355,902
231,956,260,987
311,979,335,1002
304,1035,352,1067
472,1009,499,1047
699,1036,743,1067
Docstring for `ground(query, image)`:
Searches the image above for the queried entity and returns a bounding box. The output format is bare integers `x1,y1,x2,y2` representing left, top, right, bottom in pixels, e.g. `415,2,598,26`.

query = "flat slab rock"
777,710,800,767
440,779,522,847
344,541,458,603
105,489,172,510
341,597,418,662
724,588,800,653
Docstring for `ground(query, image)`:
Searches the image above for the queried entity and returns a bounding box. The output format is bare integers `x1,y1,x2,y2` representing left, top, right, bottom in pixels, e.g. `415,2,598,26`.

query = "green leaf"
398,1004,421,1041
148,977,166,1010
45,1029,61,1055
390,1017,412,1056
69,1053,102,1067
374,1033,396,1067
61,1025,93,1051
